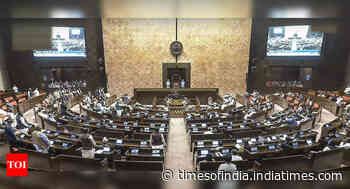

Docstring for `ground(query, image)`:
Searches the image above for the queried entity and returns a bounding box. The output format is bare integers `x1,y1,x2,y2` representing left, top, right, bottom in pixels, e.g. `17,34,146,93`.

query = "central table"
133,88,220,105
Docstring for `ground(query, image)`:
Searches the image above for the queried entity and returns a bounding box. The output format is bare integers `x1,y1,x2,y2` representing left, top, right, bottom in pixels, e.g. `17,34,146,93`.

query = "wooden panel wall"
103,18,251,96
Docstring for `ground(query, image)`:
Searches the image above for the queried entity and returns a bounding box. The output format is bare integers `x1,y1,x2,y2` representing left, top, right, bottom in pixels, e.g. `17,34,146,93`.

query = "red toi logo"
6,154,28,176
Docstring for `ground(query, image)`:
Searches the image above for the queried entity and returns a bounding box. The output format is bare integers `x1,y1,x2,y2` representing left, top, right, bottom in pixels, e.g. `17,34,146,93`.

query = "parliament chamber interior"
1,0,350,189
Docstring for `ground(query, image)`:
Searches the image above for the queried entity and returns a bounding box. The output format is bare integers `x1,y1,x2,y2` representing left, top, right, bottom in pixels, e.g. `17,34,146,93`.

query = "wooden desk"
134,88,219,104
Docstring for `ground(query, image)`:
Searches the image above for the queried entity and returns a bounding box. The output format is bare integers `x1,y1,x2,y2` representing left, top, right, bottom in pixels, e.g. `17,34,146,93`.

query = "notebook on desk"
200,150,209,155
222,149,230,154
268,145,276,150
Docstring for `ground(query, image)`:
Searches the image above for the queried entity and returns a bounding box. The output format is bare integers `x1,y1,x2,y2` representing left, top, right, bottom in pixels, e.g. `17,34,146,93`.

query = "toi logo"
6,154,28,176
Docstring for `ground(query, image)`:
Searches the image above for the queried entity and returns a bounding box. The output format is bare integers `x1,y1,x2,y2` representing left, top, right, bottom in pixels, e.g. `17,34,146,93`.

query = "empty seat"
4,97,14,103
9,101,17,106
18,98,26,103
16,94,26,99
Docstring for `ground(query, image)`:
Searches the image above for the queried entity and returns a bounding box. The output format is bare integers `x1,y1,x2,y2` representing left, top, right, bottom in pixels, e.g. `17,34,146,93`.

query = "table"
134,88,219,104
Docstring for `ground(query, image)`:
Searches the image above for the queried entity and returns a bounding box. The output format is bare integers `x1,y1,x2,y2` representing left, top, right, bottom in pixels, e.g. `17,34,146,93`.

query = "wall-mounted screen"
33,27,87,58
266,25,324,56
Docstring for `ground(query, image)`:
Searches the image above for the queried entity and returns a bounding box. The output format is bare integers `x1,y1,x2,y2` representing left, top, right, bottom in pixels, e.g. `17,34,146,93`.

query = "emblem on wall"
170,41,183,57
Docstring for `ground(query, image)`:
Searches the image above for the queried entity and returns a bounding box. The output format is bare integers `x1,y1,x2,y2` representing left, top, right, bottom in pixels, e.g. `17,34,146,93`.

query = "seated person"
95,101,103,112
150,130,165,149
0,119,5,141
336,139,350,149
31,127,51,153
79,128,97,159
285,116,298,127
27,88,32,99
15,113,31,129
218,155,237,172
121,94,129,105
4,119,20,152
33,88,40,97
12,85,19,93
59,101,68,116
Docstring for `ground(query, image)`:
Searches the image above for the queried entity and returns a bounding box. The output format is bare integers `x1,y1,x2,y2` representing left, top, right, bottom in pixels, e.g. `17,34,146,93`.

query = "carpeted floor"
273,104,284,112
70,105,81,114
0,144,9,162
314,108,337,141
24,108,37,125
19,103,339,189
164,118,196,189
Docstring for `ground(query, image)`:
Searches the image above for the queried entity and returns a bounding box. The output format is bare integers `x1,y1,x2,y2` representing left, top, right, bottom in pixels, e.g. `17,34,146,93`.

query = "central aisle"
164,118,195,189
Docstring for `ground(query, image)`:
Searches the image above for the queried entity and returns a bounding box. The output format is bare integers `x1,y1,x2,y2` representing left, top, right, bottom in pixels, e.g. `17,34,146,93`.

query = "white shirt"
336,97,343,106
0,109,11,116
13,86,18,93
218,163,237,173
33,89,40,97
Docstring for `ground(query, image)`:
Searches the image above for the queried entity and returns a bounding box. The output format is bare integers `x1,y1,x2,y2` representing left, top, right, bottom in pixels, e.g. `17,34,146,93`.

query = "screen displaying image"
131,149,139,154
267,25,324,56
222,149,230,154
268,145,276,150
251,147,258,152
33,27,87,57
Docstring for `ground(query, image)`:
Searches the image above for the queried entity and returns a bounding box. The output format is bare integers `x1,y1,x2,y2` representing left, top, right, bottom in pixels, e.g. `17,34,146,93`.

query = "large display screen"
266,25,324,56
33,27,87,58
